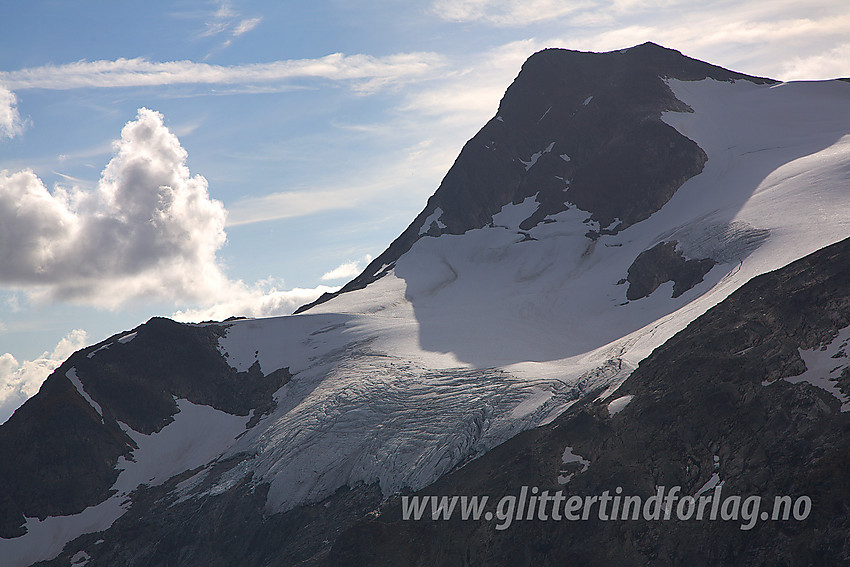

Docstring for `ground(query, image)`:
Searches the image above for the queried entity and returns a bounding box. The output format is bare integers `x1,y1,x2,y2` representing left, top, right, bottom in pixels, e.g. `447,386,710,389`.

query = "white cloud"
431,0,591,25
233,17,262,36
0,83,26,139
224,129,460,227
0,329,88,425
172,279,340,322
200,1,236,37
563,12,850,56
0,106,364,321
199,0,261,38
0,52,445,94
226,187,360,226
402,38,542,120
321,254,373,281
778,42,850,81
0,107,231,307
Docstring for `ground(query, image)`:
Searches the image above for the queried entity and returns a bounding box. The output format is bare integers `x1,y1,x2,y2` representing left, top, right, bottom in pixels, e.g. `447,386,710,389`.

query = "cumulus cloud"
0,106,352,320
320,255,373,281
0,83,25,139
0,107,231,307
0,329,88,424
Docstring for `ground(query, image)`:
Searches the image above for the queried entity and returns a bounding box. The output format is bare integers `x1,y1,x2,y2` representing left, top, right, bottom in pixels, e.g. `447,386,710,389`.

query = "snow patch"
71,550,91,566
783,326,850,411
490,195,539,231
519,142,555,171
510,387,552,418
1,498,128,567
418,207,447,236
374,262,394,277
558,446,590,484
86,344,110,358
66,368,103,420
117,332,137,344
695,473,723,497
606,394,633,415
114,399,250,494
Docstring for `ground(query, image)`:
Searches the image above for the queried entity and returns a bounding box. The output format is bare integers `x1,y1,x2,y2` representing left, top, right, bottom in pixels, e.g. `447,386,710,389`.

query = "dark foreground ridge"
297,41,775,313
329,234,850,566
0,318,289,539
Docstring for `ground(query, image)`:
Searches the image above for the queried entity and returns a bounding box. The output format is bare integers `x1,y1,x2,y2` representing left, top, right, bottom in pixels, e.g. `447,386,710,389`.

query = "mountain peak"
298,44,773,313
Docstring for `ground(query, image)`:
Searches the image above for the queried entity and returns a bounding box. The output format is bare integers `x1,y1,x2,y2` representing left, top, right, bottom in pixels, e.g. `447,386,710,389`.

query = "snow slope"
202,77,850,515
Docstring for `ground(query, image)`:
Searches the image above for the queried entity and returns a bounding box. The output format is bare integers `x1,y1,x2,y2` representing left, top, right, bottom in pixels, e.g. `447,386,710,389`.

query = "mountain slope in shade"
2,43,850,566
330,232,850,566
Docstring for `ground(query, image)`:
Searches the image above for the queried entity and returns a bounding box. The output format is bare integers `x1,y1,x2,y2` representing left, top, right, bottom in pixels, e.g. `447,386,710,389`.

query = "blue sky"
1,0,849,422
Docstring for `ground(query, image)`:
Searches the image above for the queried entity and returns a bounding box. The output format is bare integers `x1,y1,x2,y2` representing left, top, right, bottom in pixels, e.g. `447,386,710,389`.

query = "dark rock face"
0,375,132,537
328,235,850,566
35,459,382,567
297,42,775,314
72,317,289,435
626,241,716,300
0,317,289,540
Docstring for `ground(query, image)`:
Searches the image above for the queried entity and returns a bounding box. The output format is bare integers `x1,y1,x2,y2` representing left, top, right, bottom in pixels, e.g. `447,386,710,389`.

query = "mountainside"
2,43,850,566
330,233,850,566
298,42,775,311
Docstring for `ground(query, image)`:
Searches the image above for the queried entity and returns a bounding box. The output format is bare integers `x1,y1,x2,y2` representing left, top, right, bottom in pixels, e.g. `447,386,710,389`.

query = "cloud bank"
0,329,88,425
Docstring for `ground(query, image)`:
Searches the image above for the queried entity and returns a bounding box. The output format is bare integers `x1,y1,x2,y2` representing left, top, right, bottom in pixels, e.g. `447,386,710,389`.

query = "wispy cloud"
226,188,359,226
233,17,262,36
198,0,262,40
432,0,592,26
0,52,445,94
224,131,458,227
